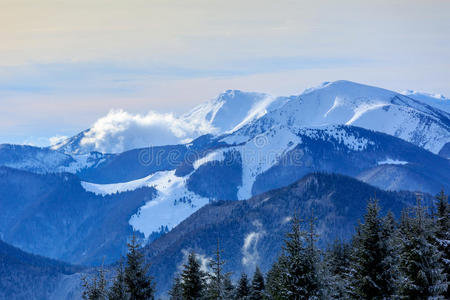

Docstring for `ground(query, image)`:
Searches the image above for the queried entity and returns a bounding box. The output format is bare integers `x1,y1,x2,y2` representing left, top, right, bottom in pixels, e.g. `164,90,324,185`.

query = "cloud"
79,109,212,153
242,220,265,271
49,135,69,146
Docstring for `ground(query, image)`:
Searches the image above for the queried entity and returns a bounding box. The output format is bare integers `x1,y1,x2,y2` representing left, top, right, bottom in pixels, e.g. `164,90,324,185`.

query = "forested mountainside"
0,166,156,265
142,173,426,294
0,239,83,300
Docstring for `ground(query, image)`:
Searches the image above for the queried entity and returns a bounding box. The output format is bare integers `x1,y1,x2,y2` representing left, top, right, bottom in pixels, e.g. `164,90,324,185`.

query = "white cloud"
242,220,265,271
79,109,212,153
49,135,69,146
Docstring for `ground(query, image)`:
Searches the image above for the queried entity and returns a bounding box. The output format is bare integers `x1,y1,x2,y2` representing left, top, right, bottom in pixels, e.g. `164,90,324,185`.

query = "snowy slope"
0,144,106,174
52,90,285,154
231,81,450,154
81,169,210,238
401,90,450,113
52,81,449,155
78,120,450,239
181,89,286,133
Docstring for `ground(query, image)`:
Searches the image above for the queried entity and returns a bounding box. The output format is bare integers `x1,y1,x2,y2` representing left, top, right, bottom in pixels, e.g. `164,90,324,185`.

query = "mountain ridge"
49,80,450,155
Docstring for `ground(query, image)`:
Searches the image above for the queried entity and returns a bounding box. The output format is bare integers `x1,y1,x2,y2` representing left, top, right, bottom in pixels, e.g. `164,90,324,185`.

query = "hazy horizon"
1,0,449,146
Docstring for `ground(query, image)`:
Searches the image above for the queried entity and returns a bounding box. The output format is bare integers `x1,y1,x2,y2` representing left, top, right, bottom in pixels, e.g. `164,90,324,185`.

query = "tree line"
83,190,449,299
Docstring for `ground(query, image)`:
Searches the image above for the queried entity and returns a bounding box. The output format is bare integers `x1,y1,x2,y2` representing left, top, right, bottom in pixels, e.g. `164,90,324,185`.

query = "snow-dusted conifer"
108,259,129,300
349,198,397,299
235,273,250,300
82,263,108,300
181,252,205,300
124,234,155,300
168,276,183,300
205,239,228,300
398,194,447,299
434,189,450,298
249,267,265,300
322,240,351,299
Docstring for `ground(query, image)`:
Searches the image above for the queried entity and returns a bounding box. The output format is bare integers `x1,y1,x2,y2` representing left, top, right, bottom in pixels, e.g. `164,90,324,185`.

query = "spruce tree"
265,256,286,300
350,198,396,299
206,239,226,299
109,259,129,300
322,240,351,299
271,214,321,299
124,234,155,300
398,194,447,299
434,189,450,298
223,274,235,300
249,267,265,300
82,264,108,300
380,210,400,296
181,251,205,300
168,276,183,300
235,273,250,299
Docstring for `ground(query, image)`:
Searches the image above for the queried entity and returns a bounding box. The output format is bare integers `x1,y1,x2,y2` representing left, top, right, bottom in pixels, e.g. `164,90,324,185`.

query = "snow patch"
81,170,210,238
298,126,374,151
378,159,408,165
193,151,225,169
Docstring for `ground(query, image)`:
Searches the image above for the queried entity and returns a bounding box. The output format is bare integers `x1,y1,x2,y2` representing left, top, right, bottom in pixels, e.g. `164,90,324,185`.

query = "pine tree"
235,273,250,300
434,189,450,298
124,234,155,300
350,198,396,299
305,210,321,298
168,276,183,300
223,274,235,300
380,210,400,296
206,239,227,299
398,194,447,299
265,256,286,300
322,240,351,299
82,264,108,300
270,214,321,299
249,267,265,300
109,259,129,300
181,251,205,300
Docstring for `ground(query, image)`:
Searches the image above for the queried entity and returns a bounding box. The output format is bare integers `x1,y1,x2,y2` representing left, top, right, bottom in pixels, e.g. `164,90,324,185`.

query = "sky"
1,0,449,146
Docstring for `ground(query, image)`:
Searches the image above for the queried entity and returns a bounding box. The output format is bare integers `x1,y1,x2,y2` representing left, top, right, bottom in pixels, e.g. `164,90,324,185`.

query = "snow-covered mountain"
51,90,285,154
0,144,107,174
231,80,449,155
51,81,449,157
181,89,285,133
401,90,450,113
1,80,450,273
81,124,450,239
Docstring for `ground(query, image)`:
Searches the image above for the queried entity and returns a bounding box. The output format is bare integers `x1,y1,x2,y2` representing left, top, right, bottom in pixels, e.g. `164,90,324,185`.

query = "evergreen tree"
350,199,396,299
322,240,351,299
249,267,265,300
270,214,321,299
265,256,286,300
108,259,129,300
168,276,183,300
434,189,450,298
380,210,400,296
223,274,235,300
82,264,108,300
181,251,205,300
124,234,155,300
398,194,447,299
206,239,227,299
235,273,250,299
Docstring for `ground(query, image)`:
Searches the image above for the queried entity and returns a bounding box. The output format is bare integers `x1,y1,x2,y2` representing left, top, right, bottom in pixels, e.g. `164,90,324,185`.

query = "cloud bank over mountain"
78,109,212,153
54,90,278,153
